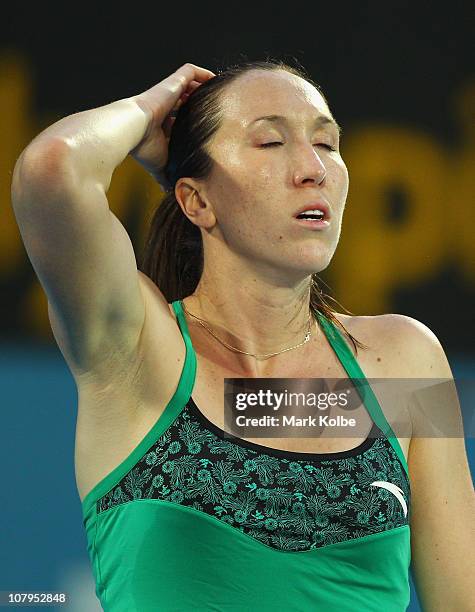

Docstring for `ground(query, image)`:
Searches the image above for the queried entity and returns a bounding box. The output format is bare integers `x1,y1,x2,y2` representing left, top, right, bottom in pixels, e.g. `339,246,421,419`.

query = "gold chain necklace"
181,300,313,361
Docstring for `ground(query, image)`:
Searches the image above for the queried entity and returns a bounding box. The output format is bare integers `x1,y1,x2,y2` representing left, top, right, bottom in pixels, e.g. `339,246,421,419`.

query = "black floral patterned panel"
97,399,411,552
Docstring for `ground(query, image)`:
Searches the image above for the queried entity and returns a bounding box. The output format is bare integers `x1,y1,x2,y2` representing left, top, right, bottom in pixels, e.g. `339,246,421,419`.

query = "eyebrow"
248,114,342,136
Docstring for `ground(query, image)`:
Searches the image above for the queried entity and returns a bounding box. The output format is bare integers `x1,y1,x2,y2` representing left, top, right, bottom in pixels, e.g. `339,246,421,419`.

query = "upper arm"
11,140,147,376
393,315,475,610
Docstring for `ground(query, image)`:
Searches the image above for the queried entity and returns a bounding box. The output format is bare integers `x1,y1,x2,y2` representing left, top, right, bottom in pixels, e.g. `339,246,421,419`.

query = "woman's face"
199,69,349,278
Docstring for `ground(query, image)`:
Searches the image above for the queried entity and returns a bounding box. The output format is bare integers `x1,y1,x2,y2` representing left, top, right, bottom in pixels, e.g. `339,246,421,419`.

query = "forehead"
218,70,331,131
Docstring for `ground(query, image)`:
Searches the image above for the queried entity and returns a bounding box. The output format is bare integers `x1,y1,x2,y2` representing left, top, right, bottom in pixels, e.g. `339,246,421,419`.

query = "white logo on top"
370,481,408,518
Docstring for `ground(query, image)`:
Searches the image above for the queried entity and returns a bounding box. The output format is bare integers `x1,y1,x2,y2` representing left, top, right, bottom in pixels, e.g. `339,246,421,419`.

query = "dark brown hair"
139,58,369,355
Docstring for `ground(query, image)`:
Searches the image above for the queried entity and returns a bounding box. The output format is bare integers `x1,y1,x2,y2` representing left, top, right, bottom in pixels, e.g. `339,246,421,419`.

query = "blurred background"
2,2,473,610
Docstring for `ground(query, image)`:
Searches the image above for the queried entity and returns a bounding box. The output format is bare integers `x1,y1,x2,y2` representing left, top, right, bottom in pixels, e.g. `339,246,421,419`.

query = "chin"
296,247,334,270
281,258,332,280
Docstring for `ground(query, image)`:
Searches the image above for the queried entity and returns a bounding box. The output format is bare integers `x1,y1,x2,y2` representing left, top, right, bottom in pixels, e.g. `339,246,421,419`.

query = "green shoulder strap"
316,311,409,477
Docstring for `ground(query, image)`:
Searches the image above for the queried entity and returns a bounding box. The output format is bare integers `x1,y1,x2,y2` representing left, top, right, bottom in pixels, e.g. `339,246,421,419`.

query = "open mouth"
296,211,326,221
294,211,330,229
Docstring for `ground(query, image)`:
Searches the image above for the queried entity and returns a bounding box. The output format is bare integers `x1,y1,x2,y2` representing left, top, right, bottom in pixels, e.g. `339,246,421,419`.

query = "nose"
293,146,327,186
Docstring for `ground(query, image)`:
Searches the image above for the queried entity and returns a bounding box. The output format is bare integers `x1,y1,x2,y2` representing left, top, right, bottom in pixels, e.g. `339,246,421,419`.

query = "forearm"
21,97,151,192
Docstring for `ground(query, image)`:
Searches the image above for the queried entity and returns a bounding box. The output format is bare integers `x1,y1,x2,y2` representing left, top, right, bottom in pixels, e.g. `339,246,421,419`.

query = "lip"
293,201,331,220
293,217,331,230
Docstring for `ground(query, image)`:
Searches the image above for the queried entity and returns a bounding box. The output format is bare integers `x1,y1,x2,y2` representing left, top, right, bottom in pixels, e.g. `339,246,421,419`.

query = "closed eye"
260,142,337,151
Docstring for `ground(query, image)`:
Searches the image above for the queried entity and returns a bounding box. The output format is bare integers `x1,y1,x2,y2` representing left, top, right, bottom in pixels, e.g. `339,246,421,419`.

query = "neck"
182,269,322,376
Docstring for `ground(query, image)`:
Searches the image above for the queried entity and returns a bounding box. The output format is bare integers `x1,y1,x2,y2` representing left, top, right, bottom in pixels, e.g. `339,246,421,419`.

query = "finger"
163,115,176,138
151,65,215,120
178,80,205,105
166,90,189,119
165,63,215,96
172,96,185,110
185,80,202,93
179,63,216,82
167,80,203,120
170,86,191,112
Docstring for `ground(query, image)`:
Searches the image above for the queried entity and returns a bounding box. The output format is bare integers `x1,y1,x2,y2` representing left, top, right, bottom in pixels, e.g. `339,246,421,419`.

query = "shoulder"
379,313,454,378
331,311,453,379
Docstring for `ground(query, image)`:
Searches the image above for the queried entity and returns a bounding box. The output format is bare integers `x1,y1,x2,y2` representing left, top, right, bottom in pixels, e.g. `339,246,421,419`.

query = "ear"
175,178,216,229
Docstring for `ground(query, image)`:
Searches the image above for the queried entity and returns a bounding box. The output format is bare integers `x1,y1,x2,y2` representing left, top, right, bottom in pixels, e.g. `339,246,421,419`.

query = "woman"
11,61,474,611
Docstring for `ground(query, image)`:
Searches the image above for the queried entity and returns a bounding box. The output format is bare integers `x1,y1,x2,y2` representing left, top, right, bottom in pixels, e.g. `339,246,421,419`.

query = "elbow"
11,138,76,207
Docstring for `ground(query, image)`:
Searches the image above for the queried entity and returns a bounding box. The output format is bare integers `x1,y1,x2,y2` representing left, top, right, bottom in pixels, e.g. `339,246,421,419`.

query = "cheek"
329,158,349,193
208,178,262,235
211,166,274,221
209,151,270,199
340,159,349,183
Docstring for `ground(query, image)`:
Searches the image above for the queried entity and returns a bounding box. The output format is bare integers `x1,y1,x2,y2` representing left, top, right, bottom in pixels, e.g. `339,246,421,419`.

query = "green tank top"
81,300,411,611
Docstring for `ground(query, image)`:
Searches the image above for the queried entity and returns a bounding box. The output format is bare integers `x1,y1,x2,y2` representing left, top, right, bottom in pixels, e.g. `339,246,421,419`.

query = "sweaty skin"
175,70,349,376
